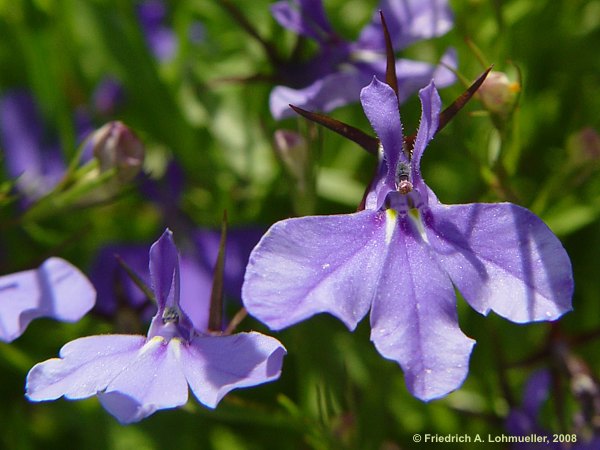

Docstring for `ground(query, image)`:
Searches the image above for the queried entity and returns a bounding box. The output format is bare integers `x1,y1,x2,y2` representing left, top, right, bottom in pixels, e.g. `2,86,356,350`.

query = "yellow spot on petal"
139,336,164,355
169,338,183,359
385,209,397,244
408,209,429,243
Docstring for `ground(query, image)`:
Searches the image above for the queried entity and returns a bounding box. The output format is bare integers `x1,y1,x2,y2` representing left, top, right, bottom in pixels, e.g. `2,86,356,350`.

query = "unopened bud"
273,129,308,181
478,71,520,117
92,121,144,183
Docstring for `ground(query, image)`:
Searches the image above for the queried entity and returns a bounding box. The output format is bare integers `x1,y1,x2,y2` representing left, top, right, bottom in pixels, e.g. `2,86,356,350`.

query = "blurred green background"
1,0,600,448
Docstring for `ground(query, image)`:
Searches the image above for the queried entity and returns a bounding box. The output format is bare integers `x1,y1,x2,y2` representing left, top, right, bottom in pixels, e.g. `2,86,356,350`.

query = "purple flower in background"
0,258,96,343
506,370,600,449
0,86,125,204
0,91,67,202
243,77,573,400
27,230,285,424
269,0,456,119
137,0,177,62
93,77,125,116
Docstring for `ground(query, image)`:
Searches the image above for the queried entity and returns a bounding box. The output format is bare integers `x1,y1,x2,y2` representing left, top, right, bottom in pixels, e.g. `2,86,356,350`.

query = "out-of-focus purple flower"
243,77,573,401
0,88,125,205
137,0,177,62
26,229,285,424
89,227,264,332
0,90,66,202
506,370,600,449
93,77,125,117
0,258,96,343
89,244,152,318
269,0,456,119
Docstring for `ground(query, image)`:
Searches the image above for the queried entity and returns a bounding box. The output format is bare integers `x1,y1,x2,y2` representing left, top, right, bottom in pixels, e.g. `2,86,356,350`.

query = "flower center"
396,162,413,194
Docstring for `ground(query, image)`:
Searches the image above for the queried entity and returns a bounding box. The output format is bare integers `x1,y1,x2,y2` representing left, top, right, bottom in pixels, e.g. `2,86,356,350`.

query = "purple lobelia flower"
136,0,177,62
0,258,96,343
242,77,573,401
0,91,67,202
27,229,285,424
90,227,264,331
269,0,456,119
506,370,600,449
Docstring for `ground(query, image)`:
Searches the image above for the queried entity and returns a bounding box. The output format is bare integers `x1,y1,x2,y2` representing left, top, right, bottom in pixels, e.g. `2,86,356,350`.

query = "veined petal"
370,212,474,401
270,70,367,120
360,77,405,191
26,335,145,401
99,337,188,424
182,332,286,408
242,211,387,330
271,0,334,43
149,229,179,309
425,202,573,322
357,0,453,51
411,81,441,192
0,258,96,343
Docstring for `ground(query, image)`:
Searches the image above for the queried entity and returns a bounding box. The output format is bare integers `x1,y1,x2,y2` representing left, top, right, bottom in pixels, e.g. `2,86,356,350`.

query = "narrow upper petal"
242,211,387,330
0,258,96,343
411,81,441,193
357,0,453,51
181,332,286,408
424,202,573,322
149,229,179,309
360,77,406,194
99,337,188,423
271,0,334,43
370,211,474,401
26,335,146,401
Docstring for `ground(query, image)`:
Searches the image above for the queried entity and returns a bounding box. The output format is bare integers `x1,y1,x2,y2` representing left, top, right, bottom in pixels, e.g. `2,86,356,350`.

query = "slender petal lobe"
411,81,441,191
149,229,179,308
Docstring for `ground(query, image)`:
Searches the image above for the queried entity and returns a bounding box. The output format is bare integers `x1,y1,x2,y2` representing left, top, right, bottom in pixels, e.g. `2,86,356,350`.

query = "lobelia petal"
243,211,387,331
0,258,96,343
410,81,441,194
270,0,334,43
149,229,179,309
181,332,286,408
178,256,212,332
357,0,453,51
370,211,475,401
0,91,66,202
424,202,573,323
26,335,146,400
270,70,367,120
99,337,188,424
504,370,553,439
360,78,405,196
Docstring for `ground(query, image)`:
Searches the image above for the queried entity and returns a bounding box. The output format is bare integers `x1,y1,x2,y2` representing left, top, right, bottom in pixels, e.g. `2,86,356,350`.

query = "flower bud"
478,71,520,117
92,121,144,183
